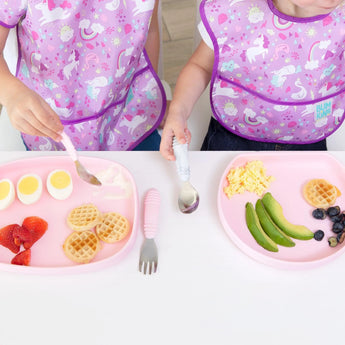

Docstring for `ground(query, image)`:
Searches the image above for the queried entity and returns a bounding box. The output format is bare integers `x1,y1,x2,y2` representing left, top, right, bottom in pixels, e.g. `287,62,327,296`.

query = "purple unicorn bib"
0,0,166,150
200,0,345,144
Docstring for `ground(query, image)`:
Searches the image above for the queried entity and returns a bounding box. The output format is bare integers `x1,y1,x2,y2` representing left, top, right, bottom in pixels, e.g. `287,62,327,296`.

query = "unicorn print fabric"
0,0,166,150
200,0,345,144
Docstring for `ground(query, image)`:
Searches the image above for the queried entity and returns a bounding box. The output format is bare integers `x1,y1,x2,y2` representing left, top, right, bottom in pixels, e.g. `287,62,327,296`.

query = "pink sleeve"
0,0,27,28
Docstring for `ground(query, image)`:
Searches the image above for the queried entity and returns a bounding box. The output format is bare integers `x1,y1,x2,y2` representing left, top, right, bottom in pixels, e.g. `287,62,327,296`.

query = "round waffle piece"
67,203,102,231
63,230,101,264
95,212,130,243
303,179,341,208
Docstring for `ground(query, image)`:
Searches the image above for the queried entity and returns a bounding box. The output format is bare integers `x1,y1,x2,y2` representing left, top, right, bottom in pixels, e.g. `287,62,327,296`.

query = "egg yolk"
50,171,71,189
0,181,10,200
18,176,39,195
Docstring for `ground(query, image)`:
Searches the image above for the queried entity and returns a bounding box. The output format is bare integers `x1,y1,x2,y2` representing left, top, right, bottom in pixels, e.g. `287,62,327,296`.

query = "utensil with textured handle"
60,131,102,186
139,188,160,274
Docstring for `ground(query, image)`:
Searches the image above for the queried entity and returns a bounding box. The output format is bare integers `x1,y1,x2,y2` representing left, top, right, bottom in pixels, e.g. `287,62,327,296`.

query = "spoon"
60,131,102,186
172,137,199,214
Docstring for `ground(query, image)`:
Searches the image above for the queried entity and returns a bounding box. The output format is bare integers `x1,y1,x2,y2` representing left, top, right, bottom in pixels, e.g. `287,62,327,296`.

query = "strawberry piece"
13,225,32,247
21,216,48,249
11,249,31,266
0,224,21,253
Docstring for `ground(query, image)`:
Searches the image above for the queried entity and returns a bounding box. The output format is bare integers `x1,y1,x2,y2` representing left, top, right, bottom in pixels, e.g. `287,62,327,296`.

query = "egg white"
17,174,43,205
46,169,73,200
0,178,15,210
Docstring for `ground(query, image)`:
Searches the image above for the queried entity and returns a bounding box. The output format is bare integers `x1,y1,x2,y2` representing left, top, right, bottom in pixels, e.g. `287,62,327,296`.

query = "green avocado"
255,199,295,247
245,202,278,252
261,192,314,240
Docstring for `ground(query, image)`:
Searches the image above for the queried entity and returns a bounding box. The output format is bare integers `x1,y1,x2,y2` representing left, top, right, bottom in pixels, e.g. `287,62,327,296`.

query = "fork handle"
61,131,78,162
144,188,160,239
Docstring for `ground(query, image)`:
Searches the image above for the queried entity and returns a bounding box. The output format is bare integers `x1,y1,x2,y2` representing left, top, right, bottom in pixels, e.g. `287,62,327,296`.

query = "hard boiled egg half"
17,174,43,205
0,178,15,210
47,169,73,200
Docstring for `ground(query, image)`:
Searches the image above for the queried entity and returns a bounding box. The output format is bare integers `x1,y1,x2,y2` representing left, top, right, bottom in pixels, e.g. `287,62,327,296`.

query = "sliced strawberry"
0,224,21,253
22,216,48,249
13,225,32,247
11,249,31,266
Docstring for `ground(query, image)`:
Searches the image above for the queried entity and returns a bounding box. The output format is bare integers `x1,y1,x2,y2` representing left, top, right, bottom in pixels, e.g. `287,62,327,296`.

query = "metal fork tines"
139,188,160,275
139,239,158,274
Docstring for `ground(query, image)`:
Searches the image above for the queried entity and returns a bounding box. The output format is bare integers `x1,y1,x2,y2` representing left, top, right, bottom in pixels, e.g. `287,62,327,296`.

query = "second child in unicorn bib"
160,0,345,159
0,0,166,150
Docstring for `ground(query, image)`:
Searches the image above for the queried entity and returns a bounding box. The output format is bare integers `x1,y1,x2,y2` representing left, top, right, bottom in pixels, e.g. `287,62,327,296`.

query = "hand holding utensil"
139,188,160,275
173,137,199,214
60,131,102,186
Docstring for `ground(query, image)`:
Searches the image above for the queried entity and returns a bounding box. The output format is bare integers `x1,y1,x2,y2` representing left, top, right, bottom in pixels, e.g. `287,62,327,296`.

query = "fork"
139,188,160,274
60,131,102,186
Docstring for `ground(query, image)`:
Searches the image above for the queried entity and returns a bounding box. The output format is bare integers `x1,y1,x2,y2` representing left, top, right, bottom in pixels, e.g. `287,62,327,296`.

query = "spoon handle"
173,137,190,182
61,131,78,162
144,188,160,239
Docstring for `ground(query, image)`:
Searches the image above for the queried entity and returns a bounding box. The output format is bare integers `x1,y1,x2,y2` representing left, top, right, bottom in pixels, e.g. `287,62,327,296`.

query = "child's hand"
160,104,191,161
4,83,64,141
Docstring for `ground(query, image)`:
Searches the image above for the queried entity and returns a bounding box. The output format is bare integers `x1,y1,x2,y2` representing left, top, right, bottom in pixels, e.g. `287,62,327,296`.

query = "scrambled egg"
223,160,274,199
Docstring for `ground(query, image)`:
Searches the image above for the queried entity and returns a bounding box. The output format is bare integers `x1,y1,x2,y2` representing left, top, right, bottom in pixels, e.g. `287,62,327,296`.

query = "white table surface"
0,150,344,345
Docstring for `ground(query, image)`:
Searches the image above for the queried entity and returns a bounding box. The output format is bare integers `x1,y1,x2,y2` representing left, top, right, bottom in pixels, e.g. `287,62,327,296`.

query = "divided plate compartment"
218,152,345,269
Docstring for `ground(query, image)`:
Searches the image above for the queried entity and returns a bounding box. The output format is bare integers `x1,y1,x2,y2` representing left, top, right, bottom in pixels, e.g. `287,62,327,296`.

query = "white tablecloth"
0,151,344,345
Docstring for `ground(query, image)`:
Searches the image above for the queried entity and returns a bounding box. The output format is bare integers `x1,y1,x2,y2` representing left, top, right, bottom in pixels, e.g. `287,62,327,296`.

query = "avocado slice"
262,192,314,240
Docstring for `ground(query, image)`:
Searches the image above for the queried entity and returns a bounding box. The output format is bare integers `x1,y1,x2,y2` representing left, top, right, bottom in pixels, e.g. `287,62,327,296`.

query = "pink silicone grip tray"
0,156,138,274
218,152,345,269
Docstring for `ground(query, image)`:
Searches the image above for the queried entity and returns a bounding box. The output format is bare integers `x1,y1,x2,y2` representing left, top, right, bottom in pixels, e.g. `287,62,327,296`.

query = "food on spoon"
46,169,73,200
303,179,341,208
245,202,278,252
262,192,314,240
224,160,274,199
16,174,43,205
255,199,295,247
67,203,102,231
0,224,21,253
11,249,31,266
95,212,130,243
0,179,15,211
63,230,101,264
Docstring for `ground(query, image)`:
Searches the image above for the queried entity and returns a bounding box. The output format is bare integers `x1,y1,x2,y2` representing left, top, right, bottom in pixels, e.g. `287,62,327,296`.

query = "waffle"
63,230,101,264
303,179,341,208
67,204,102,231
95,212,130,243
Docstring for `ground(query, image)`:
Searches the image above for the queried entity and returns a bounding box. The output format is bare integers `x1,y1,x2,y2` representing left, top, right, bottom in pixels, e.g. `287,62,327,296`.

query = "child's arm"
160,41,214,160
0,26,63,141
145,0,160,73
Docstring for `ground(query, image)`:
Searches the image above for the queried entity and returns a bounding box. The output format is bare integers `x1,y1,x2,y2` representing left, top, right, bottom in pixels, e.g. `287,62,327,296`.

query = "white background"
0,151,344,345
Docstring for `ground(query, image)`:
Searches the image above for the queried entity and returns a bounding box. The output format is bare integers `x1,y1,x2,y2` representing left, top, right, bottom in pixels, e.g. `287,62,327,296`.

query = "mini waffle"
95,212,130,243
67,204,102,231
303,179,341,208
63,230,101,264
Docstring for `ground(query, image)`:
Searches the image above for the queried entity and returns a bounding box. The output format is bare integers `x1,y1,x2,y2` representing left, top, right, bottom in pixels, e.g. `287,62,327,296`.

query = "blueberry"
332,222,344,234
312,208,327,220
328,236,338,247
314,230,324,241
337,232,345,244
327,206,340,217
330,214,343,223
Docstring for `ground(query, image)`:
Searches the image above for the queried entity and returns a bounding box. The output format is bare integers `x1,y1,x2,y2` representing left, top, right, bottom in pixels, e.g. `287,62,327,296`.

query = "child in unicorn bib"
0,0,166,150
160,0,345,159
